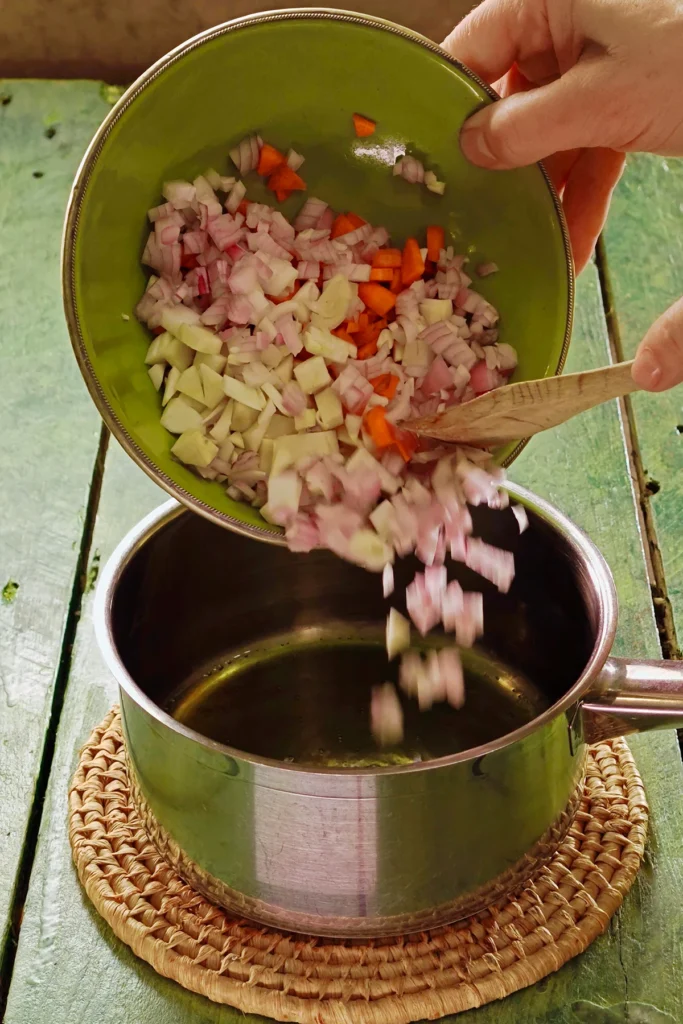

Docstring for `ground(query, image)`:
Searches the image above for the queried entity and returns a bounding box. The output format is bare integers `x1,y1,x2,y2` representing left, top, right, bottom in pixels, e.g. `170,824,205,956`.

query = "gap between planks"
0,425,109,1021
595,238,681,665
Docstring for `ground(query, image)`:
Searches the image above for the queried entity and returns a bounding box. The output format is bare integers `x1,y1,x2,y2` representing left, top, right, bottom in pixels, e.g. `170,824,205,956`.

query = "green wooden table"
1,81,682,1024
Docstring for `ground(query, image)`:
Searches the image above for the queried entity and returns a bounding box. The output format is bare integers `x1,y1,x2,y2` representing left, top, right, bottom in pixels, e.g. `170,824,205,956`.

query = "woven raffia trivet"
69,708,648,1023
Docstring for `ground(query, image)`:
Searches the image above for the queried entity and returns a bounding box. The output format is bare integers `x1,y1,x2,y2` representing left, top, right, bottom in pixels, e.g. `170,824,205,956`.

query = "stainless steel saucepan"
94,484,683,938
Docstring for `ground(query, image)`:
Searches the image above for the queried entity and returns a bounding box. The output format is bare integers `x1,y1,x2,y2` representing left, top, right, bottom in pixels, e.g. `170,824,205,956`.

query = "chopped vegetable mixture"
135,132,523,747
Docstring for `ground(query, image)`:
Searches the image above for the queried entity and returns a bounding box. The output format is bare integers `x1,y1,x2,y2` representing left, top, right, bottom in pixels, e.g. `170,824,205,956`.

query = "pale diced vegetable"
162,366,181,407
147,364,165,391
310,274,353,331
293,355,331,395
177,322,223,355
159,305,201,335
294,409,317,431
176,365,205,404
386,608,410,660
231,402,259,432
145,332,194,371
160,395,204,434
222,377,267,411
303,325,355,364
271,430,339,475
194,351,227,374
314,387,344,430
419,299,453,325
171,429,218,468
209,400,235,443
199,364,225,410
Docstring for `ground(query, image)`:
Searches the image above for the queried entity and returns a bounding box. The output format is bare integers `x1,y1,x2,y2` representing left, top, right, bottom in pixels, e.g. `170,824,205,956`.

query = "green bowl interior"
71,12,571,534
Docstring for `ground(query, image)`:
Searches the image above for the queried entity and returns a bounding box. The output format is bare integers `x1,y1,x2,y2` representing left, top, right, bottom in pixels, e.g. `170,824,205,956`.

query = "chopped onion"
370,683,404,746
137,135,520,754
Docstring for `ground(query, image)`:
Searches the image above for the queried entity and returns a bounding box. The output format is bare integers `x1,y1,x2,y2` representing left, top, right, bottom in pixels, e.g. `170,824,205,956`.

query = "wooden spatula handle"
410,360,638,446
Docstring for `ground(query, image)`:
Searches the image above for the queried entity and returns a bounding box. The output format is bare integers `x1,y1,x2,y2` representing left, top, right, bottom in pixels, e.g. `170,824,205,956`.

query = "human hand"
442,0,683,390
478,61,626,277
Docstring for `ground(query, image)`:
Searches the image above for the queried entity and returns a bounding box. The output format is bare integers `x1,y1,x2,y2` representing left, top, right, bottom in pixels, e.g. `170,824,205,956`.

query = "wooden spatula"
408,360,639,446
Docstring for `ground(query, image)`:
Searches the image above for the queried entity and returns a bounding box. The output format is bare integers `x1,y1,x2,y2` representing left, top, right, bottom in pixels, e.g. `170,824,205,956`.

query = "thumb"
460,69,615,169
632,296,683,392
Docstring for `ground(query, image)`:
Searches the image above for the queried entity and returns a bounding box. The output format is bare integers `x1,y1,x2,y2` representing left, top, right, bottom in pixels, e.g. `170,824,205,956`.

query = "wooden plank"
602,154,683,648
1,0,476,80
0,80,110,957
6,249,682,1022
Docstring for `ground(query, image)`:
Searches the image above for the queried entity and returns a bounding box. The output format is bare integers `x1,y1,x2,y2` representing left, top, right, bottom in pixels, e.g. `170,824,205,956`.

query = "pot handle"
581,657,683,742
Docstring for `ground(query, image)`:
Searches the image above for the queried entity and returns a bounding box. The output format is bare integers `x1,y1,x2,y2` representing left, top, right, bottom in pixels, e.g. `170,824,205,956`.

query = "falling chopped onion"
136,131,520,753
370,683,404,746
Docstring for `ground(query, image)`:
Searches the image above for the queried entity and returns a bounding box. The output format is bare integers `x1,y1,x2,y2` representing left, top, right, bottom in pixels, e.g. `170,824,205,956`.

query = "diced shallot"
394,156,425,184
138,136,520,755
230,135,262,176
370,684,404,746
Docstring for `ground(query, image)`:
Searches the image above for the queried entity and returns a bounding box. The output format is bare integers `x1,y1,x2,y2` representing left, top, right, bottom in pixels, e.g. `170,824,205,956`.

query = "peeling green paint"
99,83,127,106
85,550,101,593
1,579,19,604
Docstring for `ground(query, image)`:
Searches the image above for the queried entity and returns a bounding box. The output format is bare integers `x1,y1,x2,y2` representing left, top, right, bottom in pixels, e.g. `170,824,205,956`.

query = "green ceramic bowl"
63,8,573,541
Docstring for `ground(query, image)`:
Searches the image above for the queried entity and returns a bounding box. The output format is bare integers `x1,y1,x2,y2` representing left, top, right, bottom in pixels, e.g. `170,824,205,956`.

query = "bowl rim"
62,6,575,544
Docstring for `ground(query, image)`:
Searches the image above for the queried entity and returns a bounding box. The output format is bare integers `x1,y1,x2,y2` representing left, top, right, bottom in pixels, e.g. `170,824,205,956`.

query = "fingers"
441,0,525,83
459,67,616,169
543,149,582,194
632,296,683,391
561,149,626,274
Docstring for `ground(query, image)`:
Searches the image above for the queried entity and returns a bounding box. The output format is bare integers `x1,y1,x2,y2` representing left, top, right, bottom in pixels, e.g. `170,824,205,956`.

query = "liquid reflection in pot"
166,628,550,766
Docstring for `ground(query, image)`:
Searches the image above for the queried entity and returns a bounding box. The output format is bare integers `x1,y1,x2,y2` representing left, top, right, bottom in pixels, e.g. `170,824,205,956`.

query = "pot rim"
94,483,618,777
62,7,574,541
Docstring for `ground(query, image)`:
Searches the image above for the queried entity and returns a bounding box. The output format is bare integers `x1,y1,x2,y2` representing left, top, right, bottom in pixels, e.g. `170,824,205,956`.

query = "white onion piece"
370,683,404,746
394,156,425,184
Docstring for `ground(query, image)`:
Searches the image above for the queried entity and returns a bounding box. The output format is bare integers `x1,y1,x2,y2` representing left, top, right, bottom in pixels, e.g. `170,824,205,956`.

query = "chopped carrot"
357,340,379,360
372,249,403,269
274,188,291,202
358,312,369,329
401,237,425,286
369,373,399,400
346,212,366,229
426,225,445,262
390,268,402,293
331,213,356,239
257,143,286,176
393,427,419,462
370,268,394,282
271,281,300,304
353,113,376,138
332,327,355,344
343,320,359,335
356,318,387,346
268,165,306,196
358,282,397,318
364,406,395,447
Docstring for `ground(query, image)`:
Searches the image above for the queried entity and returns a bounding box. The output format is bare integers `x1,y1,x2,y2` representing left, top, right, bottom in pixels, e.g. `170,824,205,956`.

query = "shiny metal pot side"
94,485,683,938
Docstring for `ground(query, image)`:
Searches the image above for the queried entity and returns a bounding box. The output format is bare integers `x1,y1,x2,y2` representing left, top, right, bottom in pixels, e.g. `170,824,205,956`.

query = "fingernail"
633,349,663,390
460,125,496,167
